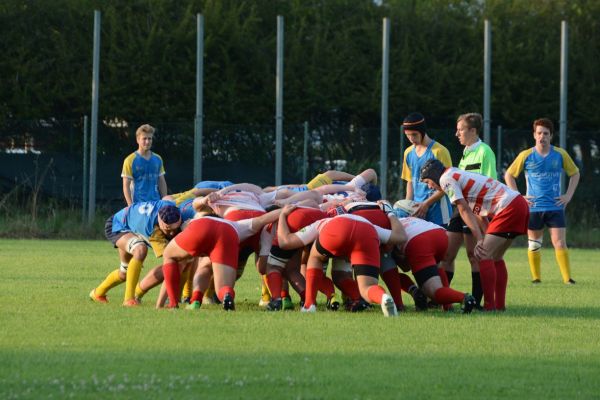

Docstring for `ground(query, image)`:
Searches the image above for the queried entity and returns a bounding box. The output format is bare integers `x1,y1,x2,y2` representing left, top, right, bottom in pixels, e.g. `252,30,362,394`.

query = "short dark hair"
533,118,554,135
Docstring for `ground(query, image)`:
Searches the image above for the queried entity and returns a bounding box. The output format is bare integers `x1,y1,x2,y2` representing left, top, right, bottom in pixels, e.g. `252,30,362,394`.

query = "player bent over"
278,205,407,317
420,159,529,311
90,201,182,306
160,210,281,310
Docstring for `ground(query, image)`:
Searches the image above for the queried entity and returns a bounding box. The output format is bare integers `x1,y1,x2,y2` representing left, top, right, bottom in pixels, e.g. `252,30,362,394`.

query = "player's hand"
474,240,488,260
524,195,535,207
205,191,220,204
413,202,429,218
281,204,297,216
555,194,571,207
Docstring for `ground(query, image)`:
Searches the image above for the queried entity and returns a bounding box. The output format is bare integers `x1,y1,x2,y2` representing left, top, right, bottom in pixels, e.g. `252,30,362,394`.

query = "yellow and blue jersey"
401,140,453,225
112,200,175,239
194,180,233,190
506,146,578,212
121,151,165,203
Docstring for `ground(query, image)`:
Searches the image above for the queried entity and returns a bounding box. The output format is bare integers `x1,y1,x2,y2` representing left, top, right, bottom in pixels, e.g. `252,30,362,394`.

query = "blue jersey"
194,180,233,190
401,140,453,225
178,198,197,221
112,200,176,239
506,146,579,212
121,152,165,203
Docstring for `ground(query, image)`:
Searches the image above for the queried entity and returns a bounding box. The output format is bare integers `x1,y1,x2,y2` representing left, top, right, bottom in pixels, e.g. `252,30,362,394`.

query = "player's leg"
135,264,164,301
440,230,463,281
418,270,476,313
354,269,397,317
550,224,574,284
464,232,483,307
162,240,193,308
212,263,237,311
527,229,544,283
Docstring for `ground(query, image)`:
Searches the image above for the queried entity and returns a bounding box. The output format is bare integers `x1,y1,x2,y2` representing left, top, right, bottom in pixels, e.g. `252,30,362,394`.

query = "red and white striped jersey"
292,214,392,245
440,167,519,217
211,191,266,215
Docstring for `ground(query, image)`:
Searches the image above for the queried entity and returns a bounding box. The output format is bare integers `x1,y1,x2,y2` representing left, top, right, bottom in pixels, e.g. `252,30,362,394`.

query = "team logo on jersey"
137,203,155,216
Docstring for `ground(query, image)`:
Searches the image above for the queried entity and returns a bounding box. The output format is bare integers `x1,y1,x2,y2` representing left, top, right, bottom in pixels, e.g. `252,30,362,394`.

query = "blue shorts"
528,210,566,230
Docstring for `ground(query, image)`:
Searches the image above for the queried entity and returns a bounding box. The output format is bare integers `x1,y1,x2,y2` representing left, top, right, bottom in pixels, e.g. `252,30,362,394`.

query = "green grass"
1,240,599,399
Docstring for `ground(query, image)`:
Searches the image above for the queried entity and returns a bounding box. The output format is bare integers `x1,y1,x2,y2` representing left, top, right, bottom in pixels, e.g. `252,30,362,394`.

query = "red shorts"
175,219,239,267
405,229,448,273
318,217,380,267
487,196,529,236
352,209,391,229
273,207,327,246
225,209,265,253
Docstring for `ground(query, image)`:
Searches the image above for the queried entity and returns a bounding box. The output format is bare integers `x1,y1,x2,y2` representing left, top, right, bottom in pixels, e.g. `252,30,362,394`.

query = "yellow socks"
135,283,147,300
124,259,143,302
96,269,125,296
555,248,572,283
181,267,192,300
527,250,542,281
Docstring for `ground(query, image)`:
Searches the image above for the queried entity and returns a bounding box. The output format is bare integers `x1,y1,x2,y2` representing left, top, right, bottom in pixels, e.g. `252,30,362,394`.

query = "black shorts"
104,215,126,247
446,214,472,234
413,265,439,287
528,210,566,230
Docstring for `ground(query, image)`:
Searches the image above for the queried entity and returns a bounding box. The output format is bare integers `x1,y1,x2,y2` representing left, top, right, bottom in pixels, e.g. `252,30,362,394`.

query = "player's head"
402,112,427,144
420,159,446,188
533,118,554,145
456,113,482,146
364,183,382,201
158,205,182,238
136,124,155,151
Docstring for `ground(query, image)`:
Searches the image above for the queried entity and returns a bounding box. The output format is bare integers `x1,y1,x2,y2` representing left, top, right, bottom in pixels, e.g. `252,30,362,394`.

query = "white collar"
464,139,482,152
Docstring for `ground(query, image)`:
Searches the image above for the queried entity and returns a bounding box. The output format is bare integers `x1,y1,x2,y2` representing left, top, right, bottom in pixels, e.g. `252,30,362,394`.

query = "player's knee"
130,244,148,260
528,238,542,252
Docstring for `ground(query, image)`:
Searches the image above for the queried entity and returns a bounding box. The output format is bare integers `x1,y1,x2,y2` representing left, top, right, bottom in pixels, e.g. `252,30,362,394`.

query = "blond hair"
457,113,482,136
136,124,155,137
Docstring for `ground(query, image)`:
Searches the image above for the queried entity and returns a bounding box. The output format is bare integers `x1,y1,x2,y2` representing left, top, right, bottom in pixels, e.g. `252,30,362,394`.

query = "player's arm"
557,172,580,207
218,183,263,196
158,175,168,198
455,199,484,242
123,178,133,206
276,205,305,250
385,213,407,248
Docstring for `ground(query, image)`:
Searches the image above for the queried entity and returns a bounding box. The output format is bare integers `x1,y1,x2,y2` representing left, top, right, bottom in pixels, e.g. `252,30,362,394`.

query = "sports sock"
366,285,386,304
381,269,404,308
446,271,454,284
266,271,283,300
438,268,450,287
478,259,496,311
433,287,465,305
96,269,125,296
494,260,508,310
304,268,323,308
124,259,143,302
217,286,235,301
471,272,483,305
281,289,289,299
528,250,542,281
261,274,271,297
555,248,572,283
398,273,416,293
163,262,180,308
181,267,192,300
336,278,361,300
319,276,335,299
190,289,203,303
134,283,147,299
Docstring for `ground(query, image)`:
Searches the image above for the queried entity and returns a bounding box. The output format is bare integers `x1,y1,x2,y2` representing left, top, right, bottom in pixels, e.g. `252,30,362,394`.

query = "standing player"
440,113,497,307
504,118,580,284
122,124,168,206
421,159,529,311
400,112,453,227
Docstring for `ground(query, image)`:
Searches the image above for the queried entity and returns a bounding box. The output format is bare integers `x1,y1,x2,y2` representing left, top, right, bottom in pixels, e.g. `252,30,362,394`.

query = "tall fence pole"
194,14,204,184
380,17,390,199
275,16,284,186
82,115,89,223
302,121,308,183
483,19,492,144
559,20,569,191
88,10,101,225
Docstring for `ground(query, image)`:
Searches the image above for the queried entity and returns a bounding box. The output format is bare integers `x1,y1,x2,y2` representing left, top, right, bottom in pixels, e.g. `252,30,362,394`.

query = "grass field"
1,239,599,399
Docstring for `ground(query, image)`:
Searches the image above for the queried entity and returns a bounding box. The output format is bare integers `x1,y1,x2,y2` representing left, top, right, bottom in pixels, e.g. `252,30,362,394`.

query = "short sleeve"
556,148,579,177
506,149,531,178
400,146,413,182
121,153,135,179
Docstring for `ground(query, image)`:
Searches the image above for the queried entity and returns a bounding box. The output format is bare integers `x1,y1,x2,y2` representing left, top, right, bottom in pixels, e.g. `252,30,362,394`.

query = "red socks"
479,259,497,311
433,287,465,305
495,260,508,310
190,290,203,303
366,285,386,304
336,278,361,301
438,268,450,287
163,262,180,308
304,268,323,308
266,271,283,300
319,276,335,299
217,286,235,302
381,269,404,309
398,273,416,293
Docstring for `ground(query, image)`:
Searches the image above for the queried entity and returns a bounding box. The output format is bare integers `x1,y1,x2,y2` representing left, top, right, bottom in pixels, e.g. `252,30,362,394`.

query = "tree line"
1,0,599,132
